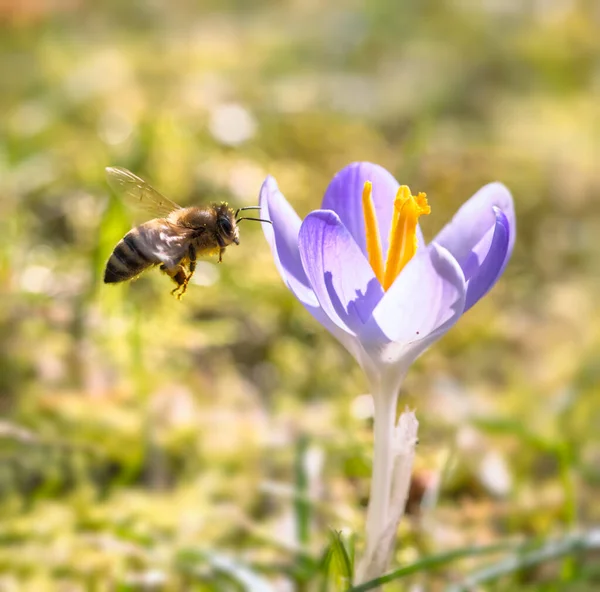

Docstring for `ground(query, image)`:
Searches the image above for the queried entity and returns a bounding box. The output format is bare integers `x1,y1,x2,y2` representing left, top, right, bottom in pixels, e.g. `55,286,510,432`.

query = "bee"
103,166,270,299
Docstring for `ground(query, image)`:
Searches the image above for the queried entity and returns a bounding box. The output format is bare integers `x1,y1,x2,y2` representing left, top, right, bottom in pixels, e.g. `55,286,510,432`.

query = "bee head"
216,204,240,245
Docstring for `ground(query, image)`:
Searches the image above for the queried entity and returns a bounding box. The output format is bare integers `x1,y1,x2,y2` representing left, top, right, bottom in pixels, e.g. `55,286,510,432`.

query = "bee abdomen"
104,230,153,283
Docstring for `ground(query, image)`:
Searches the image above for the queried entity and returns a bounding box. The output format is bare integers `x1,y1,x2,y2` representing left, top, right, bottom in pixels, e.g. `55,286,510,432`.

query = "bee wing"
105,166,182,218
138,219,195,268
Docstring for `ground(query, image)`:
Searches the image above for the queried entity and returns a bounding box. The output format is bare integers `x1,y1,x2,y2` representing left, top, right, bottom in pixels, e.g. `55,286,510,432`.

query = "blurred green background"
1,0,599,589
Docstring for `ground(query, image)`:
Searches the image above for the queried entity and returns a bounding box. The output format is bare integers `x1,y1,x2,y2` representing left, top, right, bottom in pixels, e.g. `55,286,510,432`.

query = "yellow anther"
382,186,430,291
361,181,385,284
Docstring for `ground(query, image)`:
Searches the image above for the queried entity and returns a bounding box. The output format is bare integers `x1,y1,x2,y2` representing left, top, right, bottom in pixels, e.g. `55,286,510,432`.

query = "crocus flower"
259,161,515,580
260,162,514,395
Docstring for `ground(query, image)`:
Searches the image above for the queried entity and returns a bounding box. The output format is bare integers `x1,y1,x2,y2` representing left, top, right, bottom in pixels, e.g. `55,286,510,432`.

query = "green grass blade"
323,530,355,590
294,434,311,549
446,532,600,592
347,541,514,592
177,548,276,592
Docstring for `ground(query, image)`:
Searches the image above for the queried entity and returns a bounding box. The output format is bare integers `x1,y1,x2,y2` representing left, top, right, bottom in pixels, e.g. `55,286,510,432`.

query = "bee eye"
218,217,233,235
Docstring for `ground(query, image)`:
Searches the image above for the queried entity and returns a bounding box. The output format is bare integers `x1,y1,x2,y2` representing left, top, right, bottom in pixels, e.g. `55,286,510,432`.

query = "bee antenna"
235,206,262,218
236,217,272,225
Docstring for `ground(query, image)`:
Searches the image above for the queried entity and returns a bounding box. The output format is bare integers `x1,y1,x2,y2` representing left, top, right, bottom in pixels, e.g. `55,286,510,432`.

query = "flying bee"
103,166,270,299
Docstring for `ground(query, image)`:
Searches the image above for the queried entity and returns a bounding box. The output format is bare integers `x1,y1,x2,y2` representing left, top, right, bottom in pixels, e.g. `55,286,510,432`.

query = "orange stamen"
382,186,430,291
361,181,385,284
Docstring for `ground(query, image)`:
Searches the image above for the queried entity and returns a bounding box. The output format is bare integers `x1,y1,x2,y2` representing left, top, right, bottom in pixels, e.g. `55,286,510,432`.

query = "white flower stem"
365,388,398,551
357,377,419,585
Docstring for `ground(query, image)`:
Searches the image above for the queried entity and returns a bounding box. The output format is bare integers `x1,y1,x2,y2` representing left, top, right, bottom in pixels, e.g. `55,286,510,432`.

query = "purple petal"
321,162,425,261
435,181,515,278
369,243,466,349
298,210,384,335
259,176,317,308
463,207,510,311
343,244,466,390
260,176,361,348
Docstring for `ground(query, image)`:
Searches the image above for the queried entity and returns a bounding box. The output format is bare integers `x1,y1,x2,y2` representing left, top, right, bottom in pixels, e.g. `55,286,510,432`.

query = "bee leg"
218,247,225,263
165,266,187,300
172,246,196,299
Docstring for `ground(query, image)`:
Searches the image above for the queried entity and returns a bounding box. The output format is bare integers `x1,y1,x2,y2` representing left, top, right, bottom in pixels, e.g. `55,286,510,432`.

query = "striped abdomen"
104,228,154,283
